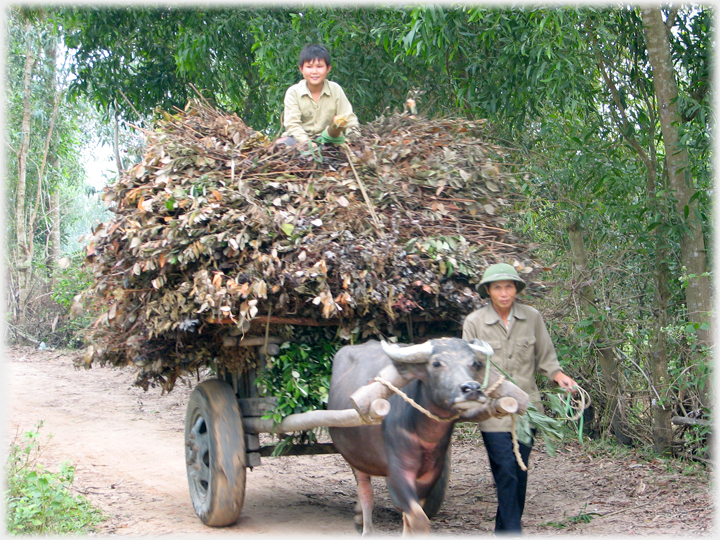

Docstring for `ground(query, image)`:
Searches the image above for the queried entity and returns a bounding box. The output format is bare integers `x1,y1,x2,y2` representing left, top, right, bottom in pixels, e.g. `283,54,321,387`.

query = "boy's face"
299,58,331,89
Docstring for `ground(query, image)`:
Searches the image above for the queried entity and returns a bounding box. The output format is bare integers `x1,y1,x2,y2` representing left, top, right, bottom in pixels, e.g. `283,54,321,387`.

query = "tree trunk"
642,8,713,410
49,184,61,283
113,111,124,175
643,119,673,455
15,20,36,319
595,27,675,452
651,247,673,454
567,218,633,445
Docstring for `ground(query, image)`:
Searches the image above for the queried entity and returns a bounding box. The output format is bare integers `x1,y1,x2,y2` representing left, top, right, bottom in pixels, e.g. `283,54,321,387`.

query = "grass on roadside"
4,421,106,535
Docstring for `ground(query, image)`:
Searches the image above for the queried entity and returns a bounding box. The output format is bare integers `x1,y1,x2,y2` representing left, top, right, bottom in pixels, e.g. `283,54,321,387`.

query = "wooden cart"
183,316,518,528
183,318,455,528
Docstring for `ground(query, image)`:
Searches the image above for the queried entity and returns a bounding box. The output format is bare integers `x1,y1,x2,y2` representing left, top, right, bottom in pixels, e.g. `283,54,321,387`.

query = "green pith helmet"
478,263,526,298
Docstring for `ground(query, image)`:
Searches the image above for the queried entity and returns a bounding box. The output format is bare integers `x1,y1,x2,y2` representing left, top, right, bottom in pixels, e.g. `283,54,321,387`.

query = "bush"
255,341,339,422
4,422,106,534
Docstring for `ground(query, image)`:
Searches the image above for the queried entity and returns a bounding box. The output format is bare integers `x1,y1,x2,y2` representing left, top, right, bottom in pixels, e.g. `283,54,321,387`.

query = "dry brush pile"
79,100,545,391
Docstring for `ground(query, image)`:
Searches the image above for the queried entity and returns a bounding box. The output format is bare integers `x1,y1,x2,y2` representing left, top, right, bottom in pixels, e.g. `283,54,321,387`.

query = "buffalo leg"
352,468,375,536
387,468,430,535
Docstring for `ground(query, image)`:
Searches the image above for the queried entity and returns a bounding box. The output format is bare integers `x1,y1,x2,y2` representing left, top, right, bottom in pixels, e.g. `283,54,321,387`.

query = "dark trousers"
481,431,533,535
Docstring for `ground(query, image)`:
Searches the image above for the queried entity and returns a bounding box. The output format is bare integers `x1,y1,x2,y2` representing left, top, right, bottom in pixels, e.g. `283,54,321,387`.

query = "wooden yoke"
243,398,391,435
461,396,519,423
326,115,348,138
350,363,415,421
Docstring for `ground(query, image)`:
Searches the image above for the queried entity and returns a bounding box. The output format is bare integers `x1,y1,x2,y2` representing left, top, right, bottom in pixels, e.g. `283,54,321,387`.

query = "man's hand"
554,371,578,394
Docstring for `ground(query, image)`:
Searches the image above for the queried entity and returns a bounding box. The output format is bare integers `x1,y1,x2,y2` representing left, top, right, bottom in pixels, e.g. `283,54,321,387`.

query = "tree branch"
592,40,652,170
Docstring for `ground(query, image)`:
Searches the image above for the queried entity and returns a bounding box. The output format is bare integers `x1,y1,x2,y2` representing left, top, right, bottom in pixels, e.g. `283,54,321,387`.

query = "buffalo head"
380,337,494,412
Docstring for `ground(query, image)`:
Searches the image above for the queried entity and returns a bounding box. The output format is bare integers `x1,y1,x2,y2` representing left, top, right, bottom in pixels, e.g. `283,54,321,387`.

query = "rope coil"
561,385,592,422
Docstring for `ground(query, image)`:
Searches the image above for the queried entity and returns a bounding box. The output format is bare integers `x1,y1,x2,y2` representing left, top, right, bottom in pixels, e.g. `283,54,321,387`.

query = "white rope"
511,415,528,472
372,376,461,422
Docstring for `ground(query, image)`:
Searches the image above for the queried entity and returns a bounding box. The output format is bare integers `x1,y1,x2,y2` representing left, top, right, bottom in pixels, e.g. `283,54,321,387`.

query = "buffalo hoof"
402,502,431,536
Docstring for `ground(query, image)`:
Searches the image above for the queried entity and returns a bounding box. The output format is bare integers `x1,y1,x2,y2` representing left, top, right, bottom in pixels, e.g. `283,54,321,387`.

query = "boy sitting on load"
275,44,360,147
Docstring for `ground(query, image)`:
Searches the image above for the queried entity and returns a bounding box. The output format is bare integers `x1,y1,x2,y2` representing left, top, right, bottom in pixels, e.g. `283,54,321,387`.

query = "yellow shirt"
281,79,359,143
462,302,562,432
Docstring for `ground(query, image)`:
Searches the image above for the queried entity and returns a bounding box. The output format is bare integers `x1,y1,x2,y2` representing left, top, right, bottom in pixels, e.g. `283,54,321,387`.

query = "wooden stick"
221,335,284,347
343,145,384,235
258,442,338,457
672,416,711,427
460,397,518,423
483,374,530,414
243,399,391,434
350,364,415,419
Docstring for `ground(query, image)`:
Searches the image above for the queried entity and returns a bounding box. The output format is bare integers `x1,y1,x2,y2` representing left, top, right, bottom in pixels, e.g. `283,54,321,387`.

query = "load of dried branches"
79,100,543,391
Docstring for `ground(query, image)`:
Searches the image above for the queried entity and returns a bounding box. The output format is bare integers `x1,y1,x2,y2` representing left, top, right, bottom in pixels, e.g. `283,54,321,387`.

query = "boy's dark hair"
298,44,332,67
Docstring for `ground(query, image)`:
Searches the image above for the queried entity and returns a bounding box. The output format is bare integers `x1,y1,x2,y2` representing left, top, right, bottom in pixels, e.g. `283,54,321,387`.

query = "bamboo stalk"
327,115,348,138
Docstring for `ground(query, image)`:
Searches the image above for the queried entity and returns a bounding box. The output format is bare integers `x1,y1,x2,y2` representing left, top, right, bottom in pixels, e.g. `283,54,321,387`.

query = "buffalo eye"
473,360,483,371
432,360,442,368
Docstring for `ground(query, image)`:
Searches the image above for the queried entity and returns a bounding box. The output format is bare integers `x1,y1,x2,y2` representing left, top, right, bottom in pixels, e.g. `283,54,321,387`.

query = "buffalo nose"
461,381,481,400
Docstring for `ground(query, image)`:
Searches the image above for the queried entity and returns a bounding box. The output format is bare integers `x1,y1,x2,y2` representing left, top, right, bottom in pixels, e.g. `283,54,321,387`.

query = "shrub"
255,341,339,422
4,422,106,534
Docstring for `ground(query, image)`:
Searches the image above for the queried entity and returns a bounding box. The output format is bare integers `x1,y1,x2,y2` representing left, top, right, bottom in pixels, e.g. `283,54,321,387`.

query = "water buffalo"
328,337,528,536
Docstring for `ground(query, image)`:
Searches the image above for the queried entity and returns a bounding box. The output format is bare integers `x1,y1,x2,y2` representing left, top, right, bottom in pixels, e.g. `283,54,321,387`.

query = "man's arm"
533,312,578,393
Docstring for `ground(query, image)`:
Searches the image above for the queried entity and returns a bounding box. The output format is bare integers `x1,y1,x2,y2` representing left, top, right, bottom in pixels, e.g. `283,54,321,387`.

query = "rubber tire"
185,379,246,527
422,446,451,519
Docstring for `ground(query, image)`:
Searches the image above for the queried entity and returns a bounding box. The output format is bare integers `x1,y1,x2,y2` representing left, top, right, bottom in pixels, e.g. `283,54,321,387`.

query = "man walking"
463,263,577,534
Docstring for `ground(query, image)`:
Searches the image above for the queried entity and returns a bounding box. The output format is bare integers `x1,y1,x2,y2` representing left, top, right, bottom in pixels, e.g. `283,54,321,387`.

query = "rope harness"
372,371,527,472
372,376,462,423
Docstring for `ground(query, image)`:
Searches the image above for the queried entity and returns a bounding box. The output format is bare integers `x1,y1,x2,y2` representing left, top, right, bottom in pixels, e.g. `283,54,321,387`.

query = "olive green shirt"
281,79,359,144
462,302,562,432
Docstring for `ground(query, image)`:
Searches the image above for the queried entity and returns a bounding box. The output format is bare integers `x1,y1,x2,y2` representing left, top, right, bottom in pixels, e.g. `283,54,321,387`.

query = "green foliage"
50,254,92,309
540,503,599,529
255,341,339,423
254,341,339,456
516,403,566,457
406,235,479,277
60,7,418,133
4,422,106,534
5,9,94,227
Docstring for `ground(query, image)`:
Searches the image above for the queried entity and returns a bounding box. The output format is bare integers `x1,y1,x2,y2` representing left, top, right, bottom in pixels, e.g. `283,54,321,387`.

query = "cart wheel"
185,379,246,527
422,445,450,519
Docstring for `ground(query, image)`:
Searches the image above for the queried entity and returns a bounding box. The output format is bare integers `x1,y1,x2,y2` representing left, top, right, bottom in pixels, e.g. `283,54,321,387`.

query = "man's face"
299,58,331,89
487,280,517,311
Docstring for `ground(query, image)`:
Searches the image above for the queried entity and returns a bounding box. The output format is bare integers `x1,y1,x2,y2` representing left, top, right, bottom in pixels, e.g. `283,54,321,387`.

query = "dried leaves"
79,100,541,391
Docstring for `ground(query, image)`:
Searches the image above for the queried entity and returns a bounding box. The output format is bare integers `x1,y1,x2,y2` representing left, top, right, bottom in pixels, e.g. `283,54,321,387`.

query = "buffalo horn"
380,340,433,363
468,339,494,360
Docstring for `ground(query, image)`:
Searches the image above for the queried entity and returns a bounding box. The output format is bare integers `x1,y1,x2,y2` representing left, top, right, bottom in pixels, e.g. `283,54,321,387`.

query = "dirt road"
4,345,714,536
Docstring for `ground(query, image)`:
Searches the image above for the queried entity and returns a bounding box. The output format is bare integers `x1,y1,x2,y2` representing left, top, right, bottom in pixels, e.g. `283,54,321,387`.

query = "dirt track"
4,345,714,537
